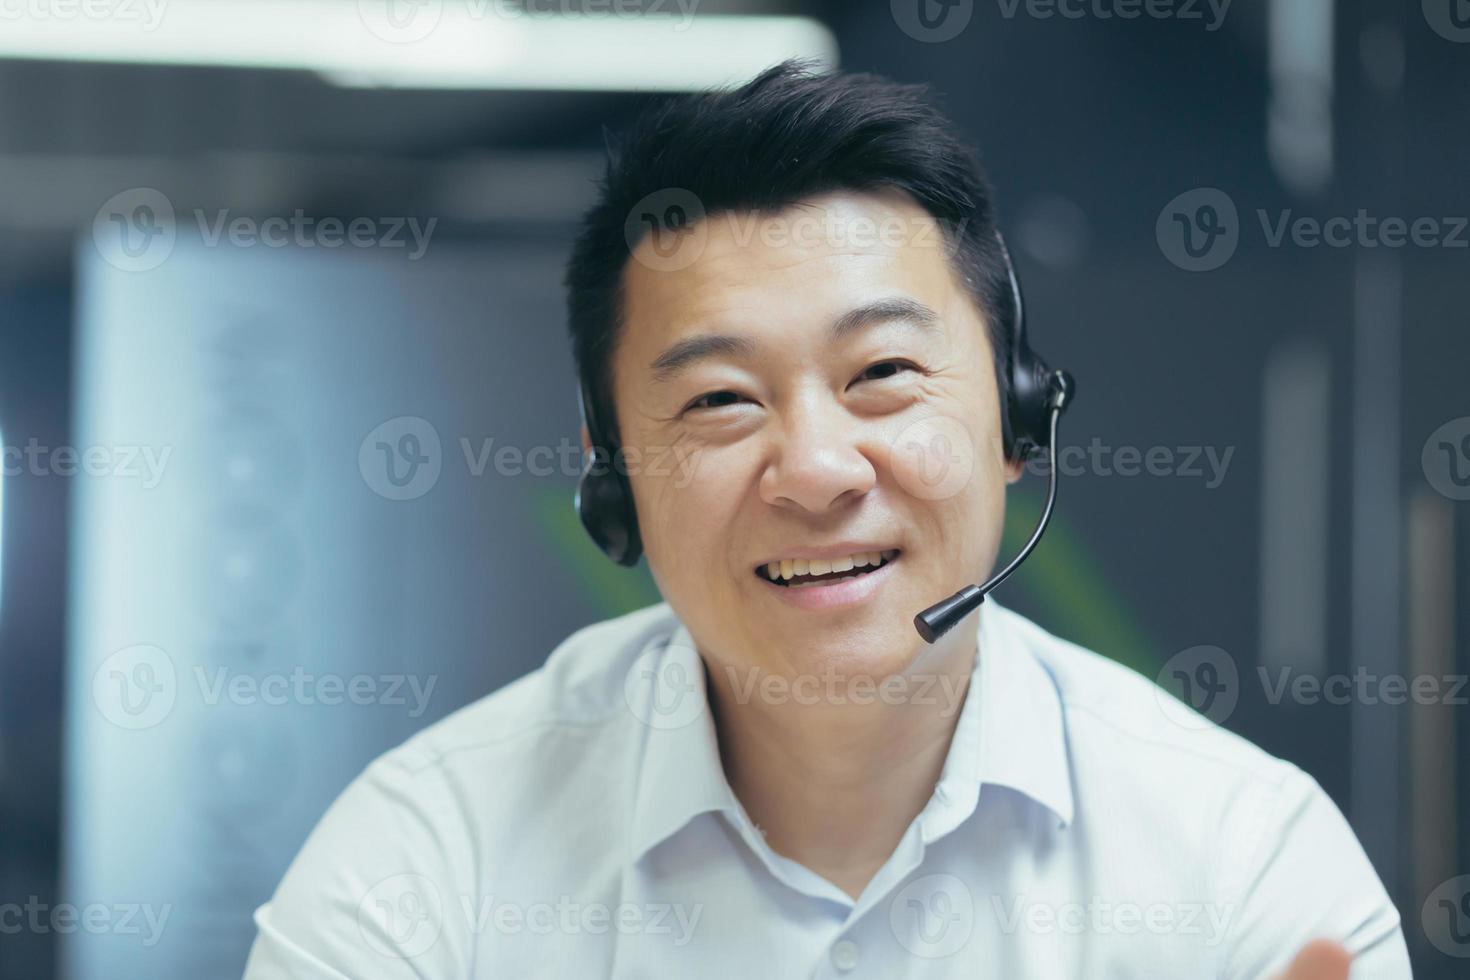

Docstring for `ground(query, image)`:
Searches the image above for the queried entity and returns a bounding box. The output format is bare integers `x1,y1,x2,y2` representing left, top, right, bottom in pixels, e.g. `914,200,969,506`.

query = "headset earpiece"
993,229,1060,462
575,381,643,566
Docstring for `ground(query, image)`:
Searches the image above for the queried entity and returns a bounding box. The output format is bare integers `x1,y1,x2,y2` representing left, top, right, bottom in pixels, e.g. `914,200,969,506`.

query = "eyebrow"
648,297,940,382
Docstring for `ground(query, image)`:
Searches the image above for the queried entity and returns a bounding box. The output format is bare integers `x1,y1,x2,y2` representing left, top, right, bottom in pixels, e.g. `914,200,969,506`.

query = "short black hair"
565,58,1013,443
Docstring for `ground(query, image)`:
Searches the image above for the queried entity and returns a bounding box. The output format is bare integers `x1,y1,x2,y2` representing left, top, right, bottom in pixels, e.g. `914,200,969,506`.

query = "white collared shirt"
243,601,1410,978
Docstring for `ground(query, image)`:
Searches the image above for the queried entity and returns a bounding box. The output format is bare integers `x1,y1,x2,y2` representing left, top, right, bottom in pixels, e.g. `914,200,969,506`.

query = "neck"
703,630,976,900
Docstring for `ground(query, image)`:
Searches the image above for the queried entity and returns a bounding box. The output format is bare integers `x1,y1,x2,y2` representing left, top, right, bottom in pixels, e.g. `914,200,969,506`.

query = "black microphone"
913,370,1074,644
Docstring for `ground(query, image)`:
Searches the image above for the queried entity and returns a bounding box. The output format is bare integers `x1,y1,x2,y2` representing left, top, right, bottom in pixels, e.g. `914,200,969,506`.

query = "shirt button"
831,938,860,972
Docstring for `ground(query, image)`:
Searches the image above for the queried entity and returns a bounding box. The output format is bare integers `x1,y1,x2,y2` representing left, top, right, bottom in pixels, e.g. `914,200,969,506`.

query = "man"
243,61,1410,978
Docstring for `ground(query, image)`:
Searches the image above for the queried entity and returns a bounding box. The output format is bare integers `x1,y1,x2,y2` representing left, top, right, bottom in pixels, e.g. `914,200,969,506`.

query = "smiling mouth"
756,550,900,589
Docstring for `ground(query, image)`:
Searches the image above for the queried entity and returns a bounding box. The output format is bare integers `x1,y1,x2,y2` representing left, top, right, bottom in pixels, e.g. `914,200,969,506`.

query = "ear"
581,425,592,455
1003,453,1025,485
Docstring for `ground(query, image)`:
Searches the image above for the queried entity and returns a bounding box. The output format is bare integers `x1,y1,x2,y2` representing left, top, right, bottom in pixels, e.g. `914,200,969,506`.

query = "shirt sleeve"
241,748,478,980
1217,765,1412,980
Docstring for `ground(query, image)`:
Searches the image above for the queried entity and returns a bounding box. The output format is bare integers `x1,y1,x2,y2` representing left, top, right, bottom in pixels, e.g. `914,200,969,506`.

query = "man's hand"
1277,939,1353,980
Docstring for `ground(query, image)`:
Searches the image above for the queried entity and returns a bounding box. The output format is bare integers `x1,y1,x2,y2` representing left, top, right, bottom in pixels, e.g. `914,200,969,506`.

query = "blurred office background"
0,0,1465,976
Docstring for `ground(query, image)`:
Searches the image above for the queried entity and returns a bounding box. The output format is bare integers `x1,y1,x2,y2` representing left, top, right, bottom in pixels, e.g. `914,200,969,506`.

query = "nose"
758,391,876,514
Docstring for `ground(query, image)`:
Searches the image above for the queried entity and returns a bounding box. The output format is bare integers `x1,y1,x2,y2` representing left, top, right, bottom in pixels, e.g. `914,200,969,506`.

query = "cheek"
629,442,756,577
880,406,1010,572
883,406,1007,507
886,414,981,503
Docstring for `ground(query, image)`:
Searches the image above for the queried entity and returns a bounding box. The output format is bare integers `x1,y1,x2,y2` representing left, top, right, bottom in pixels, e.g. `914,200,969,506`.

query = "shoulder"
274,602,681,850
985,602,1311,890
989,602,1300,791
987,605,1405,974
266,601,686,866
244,604,684,975
375,601,683,787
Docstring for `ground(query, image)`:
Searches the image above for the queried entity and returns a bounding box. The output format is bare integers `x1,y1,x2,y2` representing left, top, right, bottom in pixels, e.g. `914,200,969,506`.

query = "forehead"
617,189,975,361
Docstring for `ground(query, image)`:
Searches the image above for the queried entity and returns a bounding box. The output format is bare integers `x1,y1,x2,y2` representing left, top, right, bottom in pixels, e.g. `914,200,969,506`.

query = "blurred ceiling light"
0,0,838,91
0,425,4,623
1267,0,1333,197
1016,194,1089,271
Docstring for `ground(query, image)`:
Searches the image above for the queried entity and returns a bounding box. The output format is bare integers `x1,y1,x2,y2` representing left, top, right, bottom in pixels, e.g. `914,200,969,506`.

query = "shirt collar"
912,601,1074,842
970,602,1075,829
629,602,1074,863
629,623,739,863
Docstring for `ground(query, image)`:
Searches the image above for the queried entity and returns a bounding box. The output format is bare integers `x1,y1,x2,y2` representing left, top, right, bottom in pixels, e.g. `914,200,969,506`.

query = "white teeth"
762,549,899,584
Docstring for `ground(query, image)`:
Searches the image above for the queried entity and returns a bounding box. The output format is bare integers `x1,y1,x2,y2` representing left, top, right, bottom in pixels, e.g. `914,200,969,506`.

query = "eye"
684,390,748,413
853,360,918,385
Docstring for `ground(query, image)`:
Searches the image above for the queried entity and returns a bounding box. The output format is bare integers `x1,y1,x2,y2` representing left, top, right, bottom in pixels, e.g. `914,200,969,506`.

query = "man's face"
611,189,1020,684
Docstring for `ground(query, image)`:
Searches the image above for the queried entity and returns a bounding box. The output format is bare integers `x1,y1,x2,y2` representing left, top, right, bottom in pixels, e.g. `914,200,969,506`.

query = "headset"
576,227,1075,644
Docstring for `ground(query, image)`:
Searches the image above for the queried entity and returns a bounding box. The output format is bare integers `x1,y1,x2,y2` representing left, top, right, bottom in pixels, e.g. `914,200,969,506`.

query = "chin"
763,608,926,680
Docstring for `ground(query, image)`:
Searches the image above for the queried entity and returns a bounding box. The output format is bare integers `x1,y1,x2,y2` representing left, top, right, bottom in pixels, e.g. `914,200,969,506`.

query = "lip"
752,542,900,566
757,552,900,611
